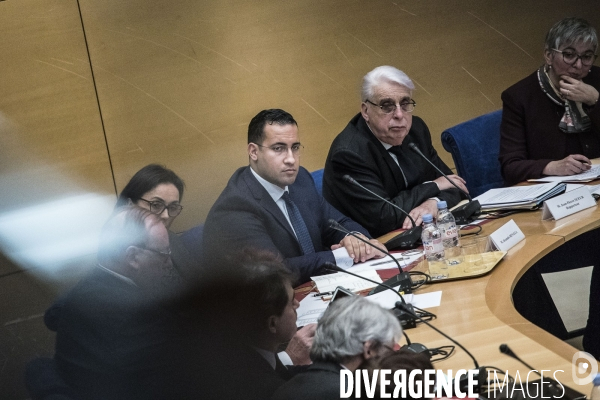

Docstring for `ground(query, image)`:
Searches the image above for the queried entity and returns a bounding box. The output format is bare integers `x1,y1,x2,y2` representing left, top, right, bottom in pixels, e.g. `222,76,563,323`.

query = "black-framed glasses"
365,99,416,114
138,198,183,217
254,143,304,156
552,48,597,66
139,246,172,260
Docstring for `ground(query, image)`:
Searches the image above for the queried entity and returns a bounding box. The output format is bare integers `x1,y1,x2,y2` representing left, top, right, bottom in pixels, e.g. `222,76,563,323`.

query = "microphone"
499,344,538,374
407,143,481,225
328,219,412,295
498,344,580,399
395,301,486,395
341,175,422,250
322,262,416,329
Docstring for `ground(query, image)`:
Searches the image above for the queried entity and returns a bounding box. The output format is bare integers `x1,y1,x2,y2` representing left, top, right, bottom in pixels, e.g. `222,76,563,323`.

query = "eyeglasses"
254,143,304,156
552,48,598,66
138,198,183,217
140,246,172,260
365,99,416,114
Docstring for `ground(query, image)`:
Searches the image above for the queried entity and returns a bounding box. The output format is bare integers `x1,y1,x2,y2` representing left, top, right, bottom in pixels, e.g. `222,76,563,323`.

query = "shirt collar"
253,346,277,370
250,166,288,202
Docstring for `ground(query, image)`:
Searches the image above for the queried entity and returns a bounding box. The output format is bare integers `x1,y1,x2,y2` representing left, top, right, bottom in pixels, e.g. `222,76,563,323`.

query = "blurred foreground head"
97,205,180,297
310,296,402,371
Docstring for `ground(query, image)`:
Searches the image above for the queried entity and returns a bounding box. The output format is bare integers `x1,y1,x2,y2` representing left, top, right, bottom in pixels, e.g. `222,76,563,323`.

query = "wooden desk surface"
395,201,600,394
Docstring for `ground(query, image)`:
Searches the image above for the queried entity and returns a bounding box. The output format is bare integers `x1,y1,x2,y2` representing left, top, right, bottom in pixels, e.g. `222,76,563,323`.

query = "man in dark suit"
171,249,316,400
44,206,183,400
271,295,402,400
323,66,468,237
203,108,386,284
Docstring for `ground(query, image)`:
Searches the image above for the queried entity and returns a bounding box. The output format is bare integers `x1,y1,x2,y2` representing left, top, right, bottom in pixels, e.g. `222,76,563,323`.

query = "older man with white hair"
271,296,402,399
323,65,468,237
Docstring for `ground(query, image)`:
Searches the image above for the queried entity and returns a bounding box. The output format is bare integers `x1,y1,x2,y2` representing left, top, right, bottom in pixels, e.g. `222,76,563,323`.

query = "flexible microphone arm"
323,263,417,330
342,174,416,227
499,344,541,376
395,301,479,369
328,219,404,274
407,143,472,201
322,262,407,304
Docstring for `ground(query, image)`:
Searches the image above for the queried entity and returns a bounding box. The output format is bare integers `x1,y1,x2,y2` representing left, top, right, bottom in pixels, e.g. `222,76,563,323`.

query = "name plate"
490,219,525,252
541,186,596,221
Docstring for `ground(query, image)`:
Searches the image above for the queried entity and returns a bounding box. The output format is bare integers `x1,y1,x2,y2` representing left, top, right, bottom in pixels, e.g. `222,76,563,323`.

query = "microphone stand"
322,263,416,329
395,301,486,395
342,174,422,250
407,143,481,225
328,219,413,295
498,344,584,400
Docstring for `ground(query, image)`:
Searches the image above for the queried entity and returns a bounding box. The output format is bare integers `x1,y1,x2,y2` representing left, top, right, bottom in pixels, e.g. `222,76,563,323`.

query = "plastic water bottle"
591,373,600,400
421,214,448,279
437,201,461,265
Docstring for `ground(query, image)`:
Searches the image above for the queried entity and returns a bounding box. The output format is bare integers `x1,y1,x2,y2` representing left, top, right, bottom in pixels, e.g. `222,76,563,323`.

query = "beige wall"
1,0,599,233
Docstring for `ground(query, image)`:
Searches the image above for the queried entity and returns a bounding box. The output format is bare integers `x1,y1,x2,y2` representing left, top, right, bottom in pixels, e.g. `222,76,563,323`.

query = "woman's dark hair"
116,164,185,208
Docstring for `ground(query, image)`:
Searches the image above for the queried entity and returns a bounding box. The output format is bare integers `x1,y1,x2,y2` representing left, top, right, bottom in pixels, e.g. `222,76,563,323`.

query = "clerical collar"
250,166,289,203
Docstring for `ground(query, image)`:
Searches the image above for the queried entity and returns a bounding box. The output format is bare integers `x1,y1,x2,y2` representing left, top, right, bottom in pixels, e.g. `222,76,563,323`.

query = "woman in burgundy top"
499,17,600,186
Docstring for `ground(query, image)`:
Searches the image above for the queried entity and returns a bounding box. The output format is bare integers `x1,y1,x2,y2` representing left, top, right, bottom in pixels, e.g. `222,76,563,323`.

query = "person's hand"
285,323,316,365
543,154,591,176
433,175,468,193
331,235,387,263
403,199,438,229
559,76,600,106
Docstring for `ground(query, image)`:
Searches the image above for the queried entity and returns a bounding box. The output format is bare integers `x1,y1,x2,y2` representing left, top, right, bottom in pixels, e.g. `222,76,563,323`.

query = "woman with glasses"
499,17,600,186
116,164,198,277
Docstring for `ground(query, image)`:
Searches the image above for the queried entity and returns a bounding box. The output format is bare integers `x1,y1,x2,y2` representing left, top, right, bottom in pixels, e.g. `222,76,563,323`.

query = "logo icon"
572,351,598,385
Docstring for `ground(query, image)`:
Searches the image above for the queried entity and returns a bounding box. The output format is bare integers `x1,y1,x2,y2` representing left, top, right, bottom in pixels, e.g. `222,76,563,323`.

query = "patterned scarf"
537,65,591,133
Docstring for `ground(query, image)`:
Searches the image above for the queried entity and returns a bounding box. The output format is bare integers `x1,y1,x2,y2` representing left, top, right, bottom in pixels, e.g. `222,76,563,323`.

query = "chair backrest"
25,357,78,400
179,224,204,262
441,110,503,198
311,169,324,196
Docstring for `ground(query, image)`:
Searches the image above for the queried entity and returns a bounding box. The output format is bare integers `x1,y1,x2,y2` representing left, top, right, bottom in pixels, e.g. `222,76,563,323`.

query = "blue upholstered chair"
441,110,504,198
311,169,324,196
179,224,204,263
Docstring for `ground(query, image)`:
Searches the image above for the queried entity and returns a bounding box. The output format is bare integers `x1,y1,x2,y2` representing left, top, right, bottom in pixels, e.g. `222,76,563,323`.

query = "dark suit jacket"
46,268,180,400
271,361,343,400
203,166,370,284
323,114,462,237
499,66,600,186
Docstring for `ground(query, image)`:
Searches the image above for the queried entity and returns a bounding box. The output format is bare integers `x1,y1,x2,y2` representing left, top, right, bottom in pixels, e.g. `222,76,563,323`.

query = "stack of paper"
529,164,600,183
474,182,566,211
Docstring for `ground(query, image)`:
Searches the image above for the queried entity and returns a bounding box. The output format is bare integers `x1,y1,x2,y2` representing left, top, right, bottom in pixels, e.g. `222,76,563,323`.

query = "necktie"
281,192,315,255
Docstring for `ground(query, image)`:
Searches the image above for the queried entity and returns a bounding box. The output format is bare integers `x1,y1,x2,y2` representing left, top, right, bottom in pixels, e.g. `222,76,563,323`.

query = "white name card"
541,186,596,221
490,219,525,252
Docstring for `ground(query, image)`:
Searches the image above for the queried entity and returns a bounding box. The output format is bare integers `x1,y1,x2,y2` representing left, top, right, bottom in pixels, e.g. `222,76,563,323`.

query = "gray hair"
545,17,597,52
97,205,159,266
361,66,415,102
310,296,402,363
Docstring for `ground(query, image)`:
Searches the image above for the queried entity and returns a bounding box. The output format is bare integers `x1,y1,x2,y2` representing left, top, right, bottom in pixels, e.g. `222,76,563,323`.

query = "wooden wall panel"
0,0,114,204
77,0,599,231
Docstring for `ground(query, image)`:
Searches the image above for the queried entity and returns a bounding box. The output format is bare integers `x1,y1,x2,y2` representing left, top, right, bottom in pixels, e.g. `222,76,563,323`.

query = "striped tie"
282,192,315,255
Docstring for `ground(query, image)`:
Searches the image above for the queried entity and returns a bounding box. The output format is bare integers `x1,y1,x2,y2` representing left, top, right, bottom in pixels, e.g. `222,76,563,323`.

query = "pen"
370,258,403,266
313,291,333,297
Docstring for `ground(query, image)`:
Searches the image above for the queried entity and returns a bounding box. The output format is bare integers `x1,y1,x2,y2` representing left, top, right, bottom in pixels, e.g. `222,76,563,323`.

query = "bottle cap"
593,373,600,386
422,214,433,223
437,201,448,209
